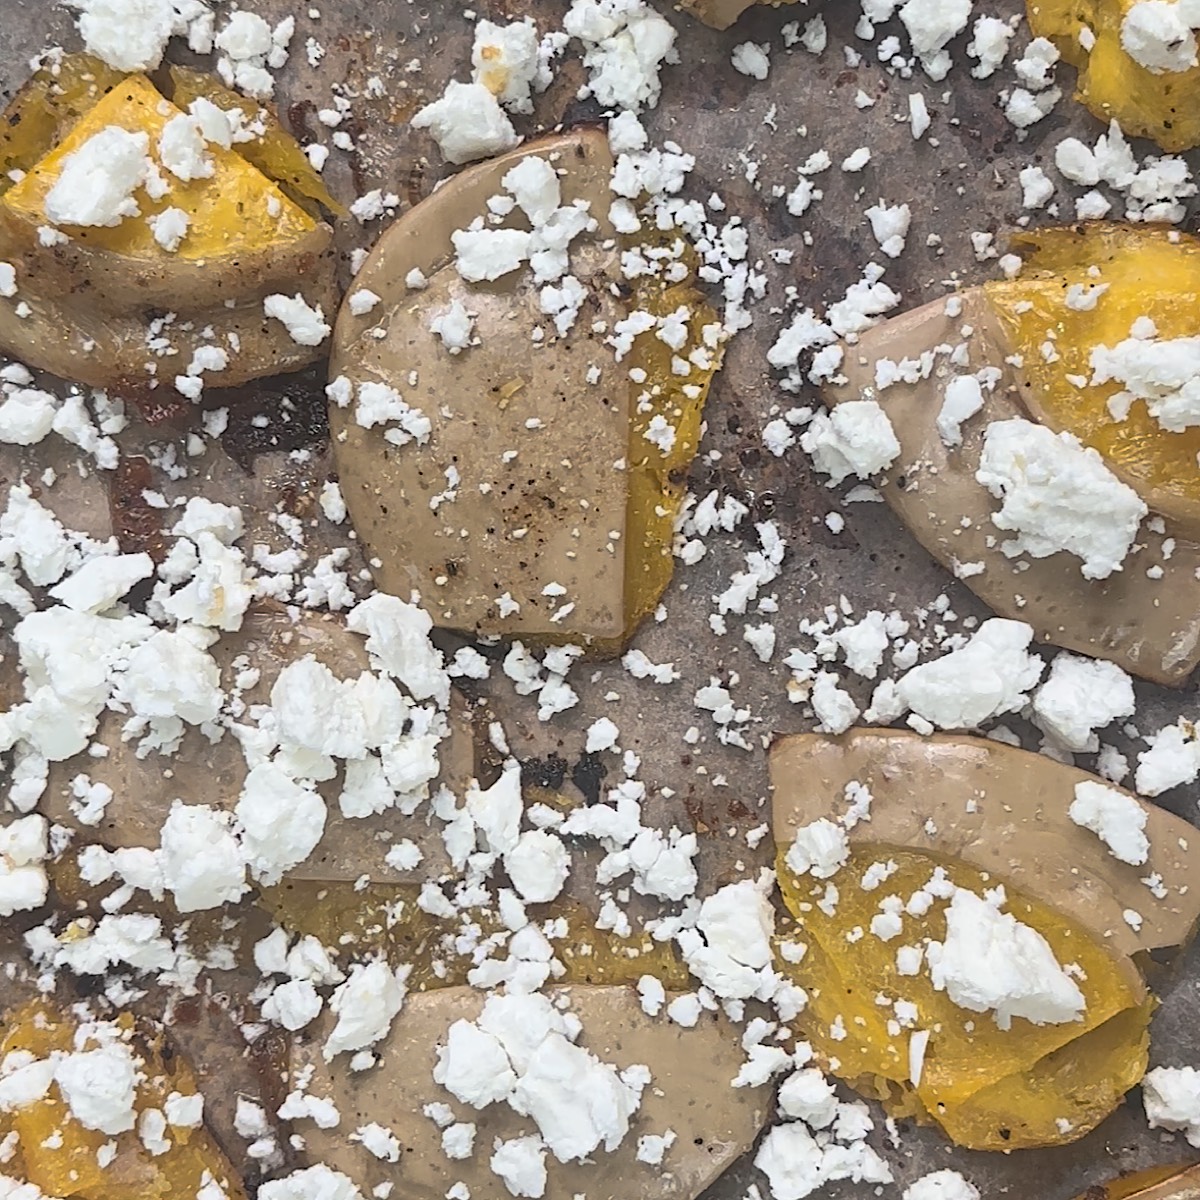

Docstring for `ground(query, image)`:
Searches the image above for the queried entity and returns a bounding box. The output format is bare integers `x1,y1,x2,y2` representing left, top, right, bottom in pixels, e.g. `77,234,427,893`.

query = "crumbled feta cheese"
564,0,678,113
801,401,900,485
411,81,519,165
76,0,175,72
926,887,1085,1030
1091,327,1200,434
428,300,475,354
158,802,247,913
44,127,151,228
149,207,190,252
472,18,541,113
158,114,213,181
263,293,331,346
1019,165,1055,208
903,1170,981,1200
323,960,407,1060
865,201,912,259
0,816,49,917
236,763,326,886
1031,652,1135,751
490,1135,547,1198
785,818,849,880
1121,2,1200,74
348,288,382,317
259,1166,363,1200
1143,1065,1200,1147
936,374,985,448
968,14,1017,78
896,619,1043,731
55,1042,139,1135
731,42,771,80
900,0,972,79
976,418,1146,580
1069,780,1149,866
504,830,570,903
1135,721,1200,796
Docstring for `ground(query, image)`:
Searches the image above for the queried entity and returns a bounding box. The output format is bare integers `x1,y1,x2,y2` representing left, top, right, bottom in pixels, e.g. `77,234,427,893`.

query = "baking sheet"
2,0,1198,1195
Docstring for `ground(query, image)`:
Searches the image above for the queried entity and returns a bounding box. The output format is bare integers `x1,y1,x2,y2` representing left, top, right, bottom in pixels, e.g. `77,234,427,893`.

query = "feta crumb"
801,401,900,485
926,887,1085,1030
411,81,519,165
263,294,331,346
1136,721,1200,796
904,1170,981,1200
76,0,175,72
785,818,849,880
1031,652,1135,752
1121,2,1200,75
936,375,985,448
896,618,1043,731
323,961,406,1061
44,127,151,227
428,300,476,354
731,42,770,80
1069,780,1149,866
976,418,1146,580
1143,1065,1200,1147
55,1042,138,1134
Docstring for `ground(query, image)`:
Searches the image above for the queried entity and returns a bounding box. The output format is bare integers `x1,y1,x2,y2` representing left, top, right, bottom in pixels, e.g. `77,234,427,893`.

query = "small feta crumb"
1143,1065,1200,1147
801,401,900,485
731,42,770,80
429,299,476,354
263,293,331,346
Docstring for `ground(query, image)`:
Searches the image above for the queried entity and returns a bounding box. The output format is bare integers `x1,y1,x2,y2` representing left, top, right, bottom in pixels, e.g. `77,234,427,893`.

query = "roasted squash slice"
1028,0,1200,151
771,730,1200,1151
0,999,246,1199
0,54,339,395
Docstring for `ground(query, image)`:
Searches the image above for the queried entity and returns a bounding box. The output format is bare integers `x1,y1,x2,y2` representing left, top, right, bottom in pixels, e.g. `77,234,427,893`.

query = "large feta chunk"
411,81,519,165
896,618,1044,731
801,401,900,485
976,418,1146,580
926,887,1085,1031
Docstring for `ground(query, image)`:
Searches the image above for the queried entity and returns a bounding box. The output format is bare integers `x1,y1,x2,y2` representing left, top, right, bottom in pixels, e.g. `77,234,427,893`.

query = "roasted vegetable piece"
770,730,1200,1151
40,605,466,890
1028,0,1200,151
826,281,1200,684
0,55,338,393
327,128,720,654
1075,1163,1200,1200
679,0,805,30
780,845,1151,1150
263,882,691,991
986,224,1200,535
288,985,769,1199
0,1000,247,1199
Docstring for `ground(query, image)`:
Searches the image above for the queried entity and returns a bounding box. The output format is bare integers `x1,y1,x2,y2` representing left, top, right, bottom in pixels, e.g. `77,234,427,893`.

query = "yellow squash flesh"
985,224,1200,534
3,73,315,261
776,845,1150,1150
262,881,690,992
612,257,720,649
0,1001,246,1200
1028,0,1200,151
